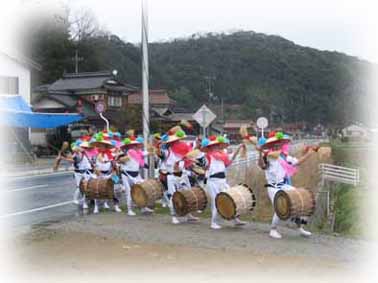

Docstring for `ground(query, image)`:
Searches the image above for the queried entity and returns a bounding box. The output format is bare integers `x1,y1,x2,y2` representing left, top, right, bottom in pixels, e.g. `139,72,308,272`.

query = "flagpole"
141,0,150,177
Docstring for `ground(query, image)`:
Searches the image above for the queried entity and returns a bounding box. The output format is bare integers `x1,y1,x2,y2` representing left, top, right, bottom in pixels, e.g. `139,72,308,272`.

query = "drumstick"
53,141,69,171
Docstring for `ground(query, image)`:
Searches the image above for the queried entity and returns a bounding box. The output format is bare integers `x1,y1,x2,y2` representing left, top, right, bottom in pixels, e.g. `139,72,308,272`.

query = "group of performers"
56,124,318,239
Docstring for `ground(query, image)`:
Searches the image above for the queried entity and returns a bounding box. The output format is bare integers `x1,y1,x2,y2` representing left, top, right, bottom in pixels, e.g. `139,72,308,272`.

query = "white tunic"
264,155,298,185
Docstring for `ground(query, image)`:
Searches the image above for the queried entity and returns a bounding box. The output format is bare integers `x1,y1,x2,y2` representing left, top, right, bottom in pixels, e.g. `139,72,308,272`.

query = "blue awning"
0,95,83,128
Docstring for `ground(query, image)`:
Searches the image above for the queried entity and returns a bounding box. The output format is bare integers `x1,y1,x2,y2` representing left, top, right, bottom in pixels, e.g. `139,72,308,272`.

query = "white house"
0,50,41,148
0,50,41,103
342,124,369,139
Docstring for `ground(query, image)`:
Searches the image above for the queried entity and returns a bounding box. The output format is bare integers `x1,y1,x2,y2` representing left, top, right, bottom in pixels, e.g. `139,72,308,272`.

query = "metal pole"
202,110,206,137
99,112,109,132
75,50,78,73
142,0,150,177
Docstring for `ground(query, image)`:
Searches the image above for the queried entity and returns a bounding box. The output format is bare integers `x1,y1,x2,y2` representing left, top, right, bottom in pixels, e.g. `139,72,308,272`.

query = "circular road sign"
256,117,268,129
95,101,106,114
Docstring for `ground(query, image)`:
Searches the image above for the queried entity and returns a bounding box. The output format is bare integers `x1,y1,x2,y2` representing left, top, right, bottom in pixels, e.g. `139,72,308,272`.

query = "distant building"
342,124,369,140
0,50,42,157
33,71,138,128
223,120,255,142
127,89,175,108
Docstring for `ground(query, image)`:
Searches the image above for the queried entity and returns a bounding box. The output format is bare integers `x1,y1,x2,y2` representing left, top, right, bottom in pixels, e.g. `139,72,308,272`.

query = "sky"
0,0,377,63
65,0,377,63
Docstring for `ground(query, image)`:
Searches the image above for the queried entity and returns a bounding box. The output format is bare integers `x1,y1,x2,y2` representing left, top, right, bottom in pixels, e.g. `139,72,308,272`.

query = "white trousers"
267,184,305,228
167,173,191,216
73,172,92,206
121,173,143,210
206,178,230,225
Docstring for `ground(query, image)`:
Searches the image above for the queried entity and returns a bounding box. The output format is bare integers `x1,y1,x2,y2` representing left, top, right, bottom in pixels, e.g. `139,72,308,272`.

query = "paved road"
0,172,80,229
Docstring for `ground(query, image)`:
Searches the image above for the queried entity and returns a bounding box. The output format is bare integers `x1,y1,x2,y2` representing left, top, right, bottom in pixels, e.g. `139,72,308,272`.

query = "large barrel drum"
80,178,114,199
131,179,164,208
216,184,256,220
172,187,208,216
274,188,316,220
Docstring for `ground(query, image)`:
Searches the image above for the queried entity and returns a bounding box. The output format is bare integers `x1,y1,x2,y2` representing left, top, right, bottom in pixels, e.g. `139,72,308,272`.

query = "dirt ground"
5,212,374,283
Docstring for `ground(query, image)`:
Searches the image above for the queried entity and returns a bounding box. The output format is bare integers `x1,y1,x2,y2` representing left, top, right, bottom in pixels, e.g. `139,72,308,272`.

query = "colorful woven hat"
161,126,186,144
260,131,291,150
121,135,144,148
201,135,230,149
111,132,123,148
89,131,114,149
78,135,93,148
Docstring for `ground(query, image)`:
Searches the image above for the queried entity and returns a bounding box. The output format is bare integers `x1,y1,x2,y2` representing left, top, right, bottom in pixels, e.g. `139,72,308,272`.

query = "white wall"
0,54,31,103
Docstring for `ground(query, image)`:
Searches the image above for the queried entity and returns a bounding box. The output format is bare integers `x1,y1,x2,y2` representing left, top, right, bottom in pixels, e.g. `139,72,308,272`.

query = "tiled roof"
49,72,112,92
48,71,137,93
128,89,173,105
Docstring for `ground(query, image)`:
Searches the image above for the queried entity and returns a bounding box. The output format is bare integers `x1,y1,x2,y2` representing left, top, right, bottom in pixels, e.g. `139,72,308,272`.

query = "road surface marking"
3,184,49,193
0,200,74,219
6,171,73,181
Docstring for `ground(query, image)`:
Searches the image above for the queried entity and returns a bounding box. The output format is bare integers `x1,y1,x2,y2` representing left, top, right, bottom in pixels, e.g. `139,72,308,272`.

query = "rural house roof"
48,71,137,93
128,89,175,105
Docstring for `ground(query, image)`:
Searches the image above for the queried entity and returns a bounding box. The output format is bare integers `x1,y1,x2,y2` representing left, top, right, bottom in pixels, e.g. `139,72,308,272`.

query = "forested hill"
29,20,373,126
149,31,372,126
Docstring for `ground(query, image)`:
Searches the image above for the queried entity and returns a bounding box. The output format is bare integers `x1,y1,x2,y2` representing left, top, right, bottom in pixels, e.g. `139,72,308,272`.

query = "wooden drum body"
216,184,256,220
80,178,114,200
172,187,207,216
274,188,315,220
131,179,164,208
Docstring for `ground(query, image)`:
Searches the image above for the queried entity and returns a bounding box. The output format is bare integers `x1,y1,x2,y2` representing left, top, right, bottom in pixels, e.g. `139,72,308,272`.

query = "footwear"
171,216,180,224
269,229,282,239
141,207,154,213
197,210,203,214
73,189,80,204
103,202,110,209
127,210,136,216
186,214,199,222
298,227,312,237
211,223,222,230
233,217,247,226
93,206,99,214
114,205,122,213
82,202,89,209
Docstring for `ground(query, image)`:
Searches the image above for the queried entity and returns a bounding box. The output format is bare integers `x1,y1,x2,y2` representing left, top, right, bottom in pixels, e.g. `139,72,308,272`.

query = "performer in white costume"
160,127,199,224
118,134,153,215
199,135,246,230
258,131,315,239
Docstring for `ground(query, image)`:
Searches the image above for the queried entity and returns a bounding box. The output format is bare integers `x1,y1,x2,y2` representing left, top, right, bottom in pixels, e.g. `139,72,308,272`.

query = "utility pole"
204,75,216,102
72,49,83,73
141,0,151,177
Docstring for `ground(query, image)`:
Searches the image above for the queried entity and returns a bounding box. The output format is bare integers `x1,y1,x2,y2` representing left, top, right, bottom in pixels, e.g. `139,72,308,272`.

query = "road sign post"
193,105,216,137
95,101,109,131
256,117,268,137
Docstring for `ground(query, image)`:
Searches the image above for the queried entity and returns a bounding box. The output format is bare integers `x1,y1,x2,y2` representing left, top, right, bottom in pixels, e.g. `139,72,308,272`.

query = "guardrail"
319,163,359,186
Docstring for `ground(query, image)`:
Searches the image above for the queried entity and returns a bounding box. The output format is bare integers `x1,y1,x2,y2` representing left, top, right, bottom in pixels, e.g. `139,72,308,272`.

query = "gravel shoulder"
8,212,374,283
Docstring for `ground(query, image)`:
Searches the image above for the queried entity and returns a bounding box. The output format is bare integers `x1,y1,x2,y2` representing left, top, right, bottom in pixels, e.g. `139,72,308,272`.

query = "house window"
0,76,19,94
108,96,122,107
